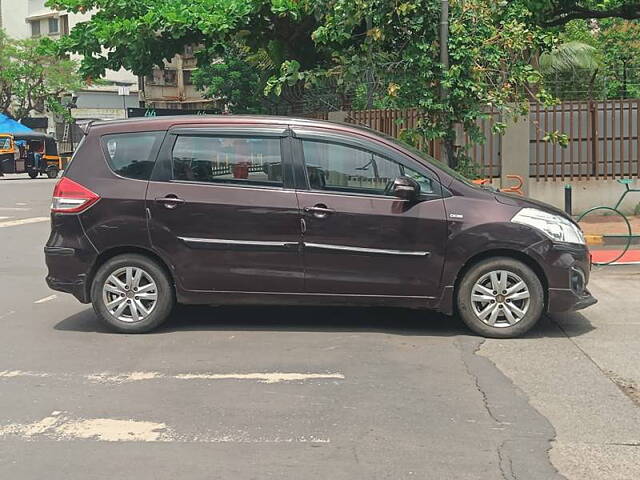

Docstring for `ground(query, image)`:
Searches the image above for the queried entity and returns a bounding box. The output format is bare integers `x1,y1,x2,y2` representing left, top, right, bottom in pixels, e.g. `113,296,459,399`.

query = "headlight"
511,208,585,245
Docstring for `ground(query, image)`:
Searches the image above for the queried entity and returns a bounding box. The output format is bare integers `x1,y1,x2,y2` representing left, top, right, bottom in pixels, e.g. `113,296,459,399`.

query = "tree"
49,1,560,162
525,1,640,27
192,45,269,113
547,18,640,99
539,41,600,99
0,29,82,120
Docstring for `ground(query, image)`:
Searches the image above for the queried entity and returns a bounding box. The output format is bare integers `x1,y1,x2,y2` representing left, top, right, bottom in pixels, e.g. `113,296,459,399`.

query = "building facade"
0,0,138,129
141,45,214,111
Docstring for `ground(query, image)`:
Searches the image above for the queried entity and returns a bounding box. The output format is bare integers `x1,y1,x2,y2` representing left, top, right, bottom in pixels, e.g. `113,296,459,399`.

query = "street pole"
440,0,449,99
440,0,456,168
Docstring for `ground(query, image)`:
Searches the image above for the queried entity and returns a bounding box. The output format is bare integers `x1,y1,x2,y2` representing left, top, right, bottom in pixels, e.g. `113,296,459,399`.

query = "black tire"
46,168,59,179
456,257,544,338
28,171,38,179
90,254,175,333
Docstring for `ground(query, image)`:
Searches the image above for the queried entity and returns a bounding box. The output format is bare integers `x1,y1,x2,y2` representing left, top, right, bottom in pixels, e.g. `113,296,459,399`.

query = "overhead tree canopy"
525,0,640,26
46,0,562,169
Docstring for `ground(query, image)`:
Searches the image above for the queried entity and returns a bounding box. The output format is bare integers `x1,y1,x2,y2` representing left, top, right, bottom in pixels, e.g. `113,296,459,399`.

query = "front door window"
301,139,436,196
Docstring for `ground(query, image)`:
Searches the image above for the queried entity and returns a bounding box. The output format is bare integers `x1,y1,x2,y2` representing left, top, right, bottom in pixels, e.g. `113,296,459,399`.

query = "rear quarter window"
101,132,163,180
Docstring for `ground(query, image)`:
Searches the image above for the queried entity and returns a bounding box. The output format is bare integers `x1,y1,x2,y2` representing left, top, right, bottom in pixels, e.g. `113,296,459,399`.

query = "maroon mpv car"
45,116,596,337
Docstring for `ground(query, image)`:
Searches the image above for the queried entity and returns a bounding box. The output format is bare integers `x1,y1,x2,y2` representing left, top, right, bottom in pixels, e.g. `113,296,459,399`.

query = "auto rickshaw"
0,132,61,178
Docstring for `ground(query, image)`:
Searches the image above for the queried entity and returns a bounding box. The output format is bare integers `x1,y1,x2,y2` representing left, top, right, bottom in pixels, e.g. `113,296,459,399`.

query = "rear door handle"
155,195,185,209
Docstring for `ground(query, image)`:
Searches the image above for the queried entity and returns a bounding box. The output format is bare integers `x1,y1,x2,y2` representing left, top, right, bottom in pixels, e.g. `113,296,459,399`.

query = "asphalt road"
0,175,637,479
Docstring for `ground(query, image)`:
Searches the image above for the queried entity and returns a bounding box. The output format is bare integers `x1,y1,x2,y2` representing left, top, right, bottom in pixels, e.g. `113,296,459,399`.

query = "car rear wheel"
91,254,175,333
456,257,544,338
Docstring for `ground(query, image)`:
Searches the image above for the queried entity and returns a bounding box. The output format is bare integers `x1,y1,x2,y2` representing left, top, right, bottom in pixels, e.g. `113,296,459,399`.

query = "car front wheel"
91,254,175,333
456,257,544,338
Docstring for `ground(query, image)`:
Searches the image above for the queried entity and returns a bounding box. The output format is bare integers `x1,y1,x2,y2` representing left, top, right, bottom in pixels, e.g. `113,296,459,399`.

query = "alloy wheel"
102,266,158,323
470,270,531,328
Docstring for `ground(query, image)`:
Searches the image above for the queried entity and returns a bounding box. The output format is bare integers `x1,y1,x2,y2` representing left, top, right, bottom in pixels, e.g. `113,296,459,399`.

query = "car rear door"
146,126,303,294
291,128,448,298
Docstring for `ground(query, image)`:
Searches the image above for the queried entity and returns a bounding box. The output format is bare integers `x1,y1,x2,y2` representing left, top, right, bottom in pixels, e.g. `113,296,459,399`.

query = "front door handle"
304,204,335,218
155,195,185,209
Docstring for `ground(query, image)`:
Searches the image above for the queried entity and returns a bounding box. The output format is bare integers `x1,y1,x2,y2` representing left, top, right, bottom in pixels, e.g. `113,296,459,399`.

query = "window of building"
172,136,283,187
48,17,59,34
163,70,177,86
301,140,435,196
183,70,193,86
60,15,69,35
30,21,41,38
102,132,164,180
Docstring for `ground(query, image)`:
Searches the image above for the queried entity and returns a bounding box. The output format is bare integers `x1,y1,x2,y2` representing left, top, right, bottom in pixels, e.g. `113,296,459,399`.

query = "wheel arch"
85,246,176,302
452,248,549,312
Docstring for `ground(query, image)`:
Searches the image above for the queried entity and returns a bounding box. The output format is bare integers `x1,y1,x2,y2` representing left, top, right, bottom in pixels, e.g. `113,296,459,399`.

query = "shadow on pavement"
526,312,596,338
55,305,469,337
54,304,596,338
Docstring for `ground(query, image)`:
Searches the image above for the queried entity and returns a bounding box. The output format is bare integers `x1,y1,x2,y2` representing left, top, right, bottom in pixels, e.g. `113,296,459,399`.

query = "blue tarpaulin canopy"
0,114,33,135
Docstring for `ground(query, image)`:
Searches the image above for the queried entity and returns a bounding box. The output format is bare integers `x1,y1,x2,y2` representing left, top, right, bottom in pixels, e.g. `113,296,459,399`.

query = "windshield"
0,136,11,150
362,131,482,188
370,130,479,188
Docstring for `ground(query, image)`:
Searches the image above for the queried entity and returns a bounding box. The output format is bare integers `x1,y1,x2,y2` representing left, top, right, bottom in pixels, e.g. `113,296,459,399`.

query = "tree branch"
544,3,640,27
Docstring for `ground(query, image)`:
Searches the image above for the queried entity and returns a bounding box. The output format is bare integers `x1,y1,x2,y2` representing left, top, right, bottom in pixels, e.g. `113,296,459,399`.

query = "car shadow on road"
526,312,596,338
55,305,470,337
53,304,595,338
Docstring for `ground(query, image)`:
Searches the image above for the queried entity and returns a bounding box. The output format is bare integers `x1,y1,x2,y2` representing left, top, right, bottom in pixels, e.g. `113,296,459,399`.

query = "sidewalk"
482,265,640,480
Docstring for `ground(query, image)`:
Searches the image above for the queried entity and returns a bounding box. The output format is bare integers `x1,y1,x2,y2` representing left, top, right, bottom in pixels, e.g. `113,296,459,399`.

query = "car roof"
87,115,378,134
86,114,455,186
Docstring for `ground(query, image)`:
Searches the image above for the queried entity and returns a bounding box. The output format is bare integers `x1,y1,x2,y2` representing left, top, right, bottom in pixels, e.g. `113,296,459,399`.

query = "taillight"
51,177,100,213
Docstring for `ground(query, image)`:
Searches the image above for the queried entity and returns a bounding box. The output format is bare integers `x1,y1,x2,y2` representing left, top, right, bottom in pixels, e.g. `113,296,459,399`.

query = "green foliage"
526,1,640,26
540,41,600,74
0,29,82,120
550,18,640,99
46,0,573,165
192,46,267,113
453,153,482,180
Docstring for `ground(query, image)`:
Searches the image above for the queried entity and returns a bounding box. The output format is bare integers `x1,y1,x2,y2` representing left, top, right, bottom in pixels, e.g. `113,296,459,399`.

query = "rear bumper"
44,214,97,304
45,246,93,303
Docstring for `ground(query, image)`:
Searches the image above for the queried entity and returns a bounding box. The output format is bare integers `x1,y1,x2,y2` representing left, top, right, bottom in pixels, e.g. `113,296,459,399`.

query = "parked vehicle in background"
44,116,596,337
0,133,61,178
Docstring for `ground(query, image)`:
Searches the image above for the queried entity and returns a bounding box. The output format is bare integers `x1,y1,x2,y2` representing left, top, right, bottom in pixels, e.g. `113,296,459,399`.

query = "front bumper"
544,242,596,313
548,287,597,313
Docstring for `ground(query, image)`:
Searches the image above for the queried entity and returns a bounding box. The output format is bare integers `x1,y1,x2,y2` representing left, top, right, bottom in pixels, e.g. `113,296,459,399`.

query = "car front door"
146,127,303,294
292,129,448,298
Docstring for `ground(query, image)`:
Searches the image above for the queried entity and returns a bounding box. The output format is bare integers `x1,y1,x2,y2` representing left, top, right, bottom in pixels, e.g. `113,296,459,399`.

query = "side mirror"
391,176,420,201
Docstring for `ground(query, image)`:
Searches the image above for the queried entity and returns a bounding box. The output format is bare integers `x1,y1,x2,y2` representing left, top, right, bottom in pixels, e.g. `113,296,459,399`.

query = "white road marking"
0,370,49,378
0,207,30,211
0,411,330,443
172,372,345,383
0,370,345,384
0,217,49,228
34,294,57,304
90,371,345,384
0,216,10,220
15,203,28,206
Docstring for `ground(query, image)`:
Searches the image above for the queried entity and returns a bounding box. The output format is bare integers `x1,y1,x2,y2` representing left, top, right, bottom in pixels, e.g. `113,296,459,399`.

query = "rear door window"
171,135,283,187
102,132,164,180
